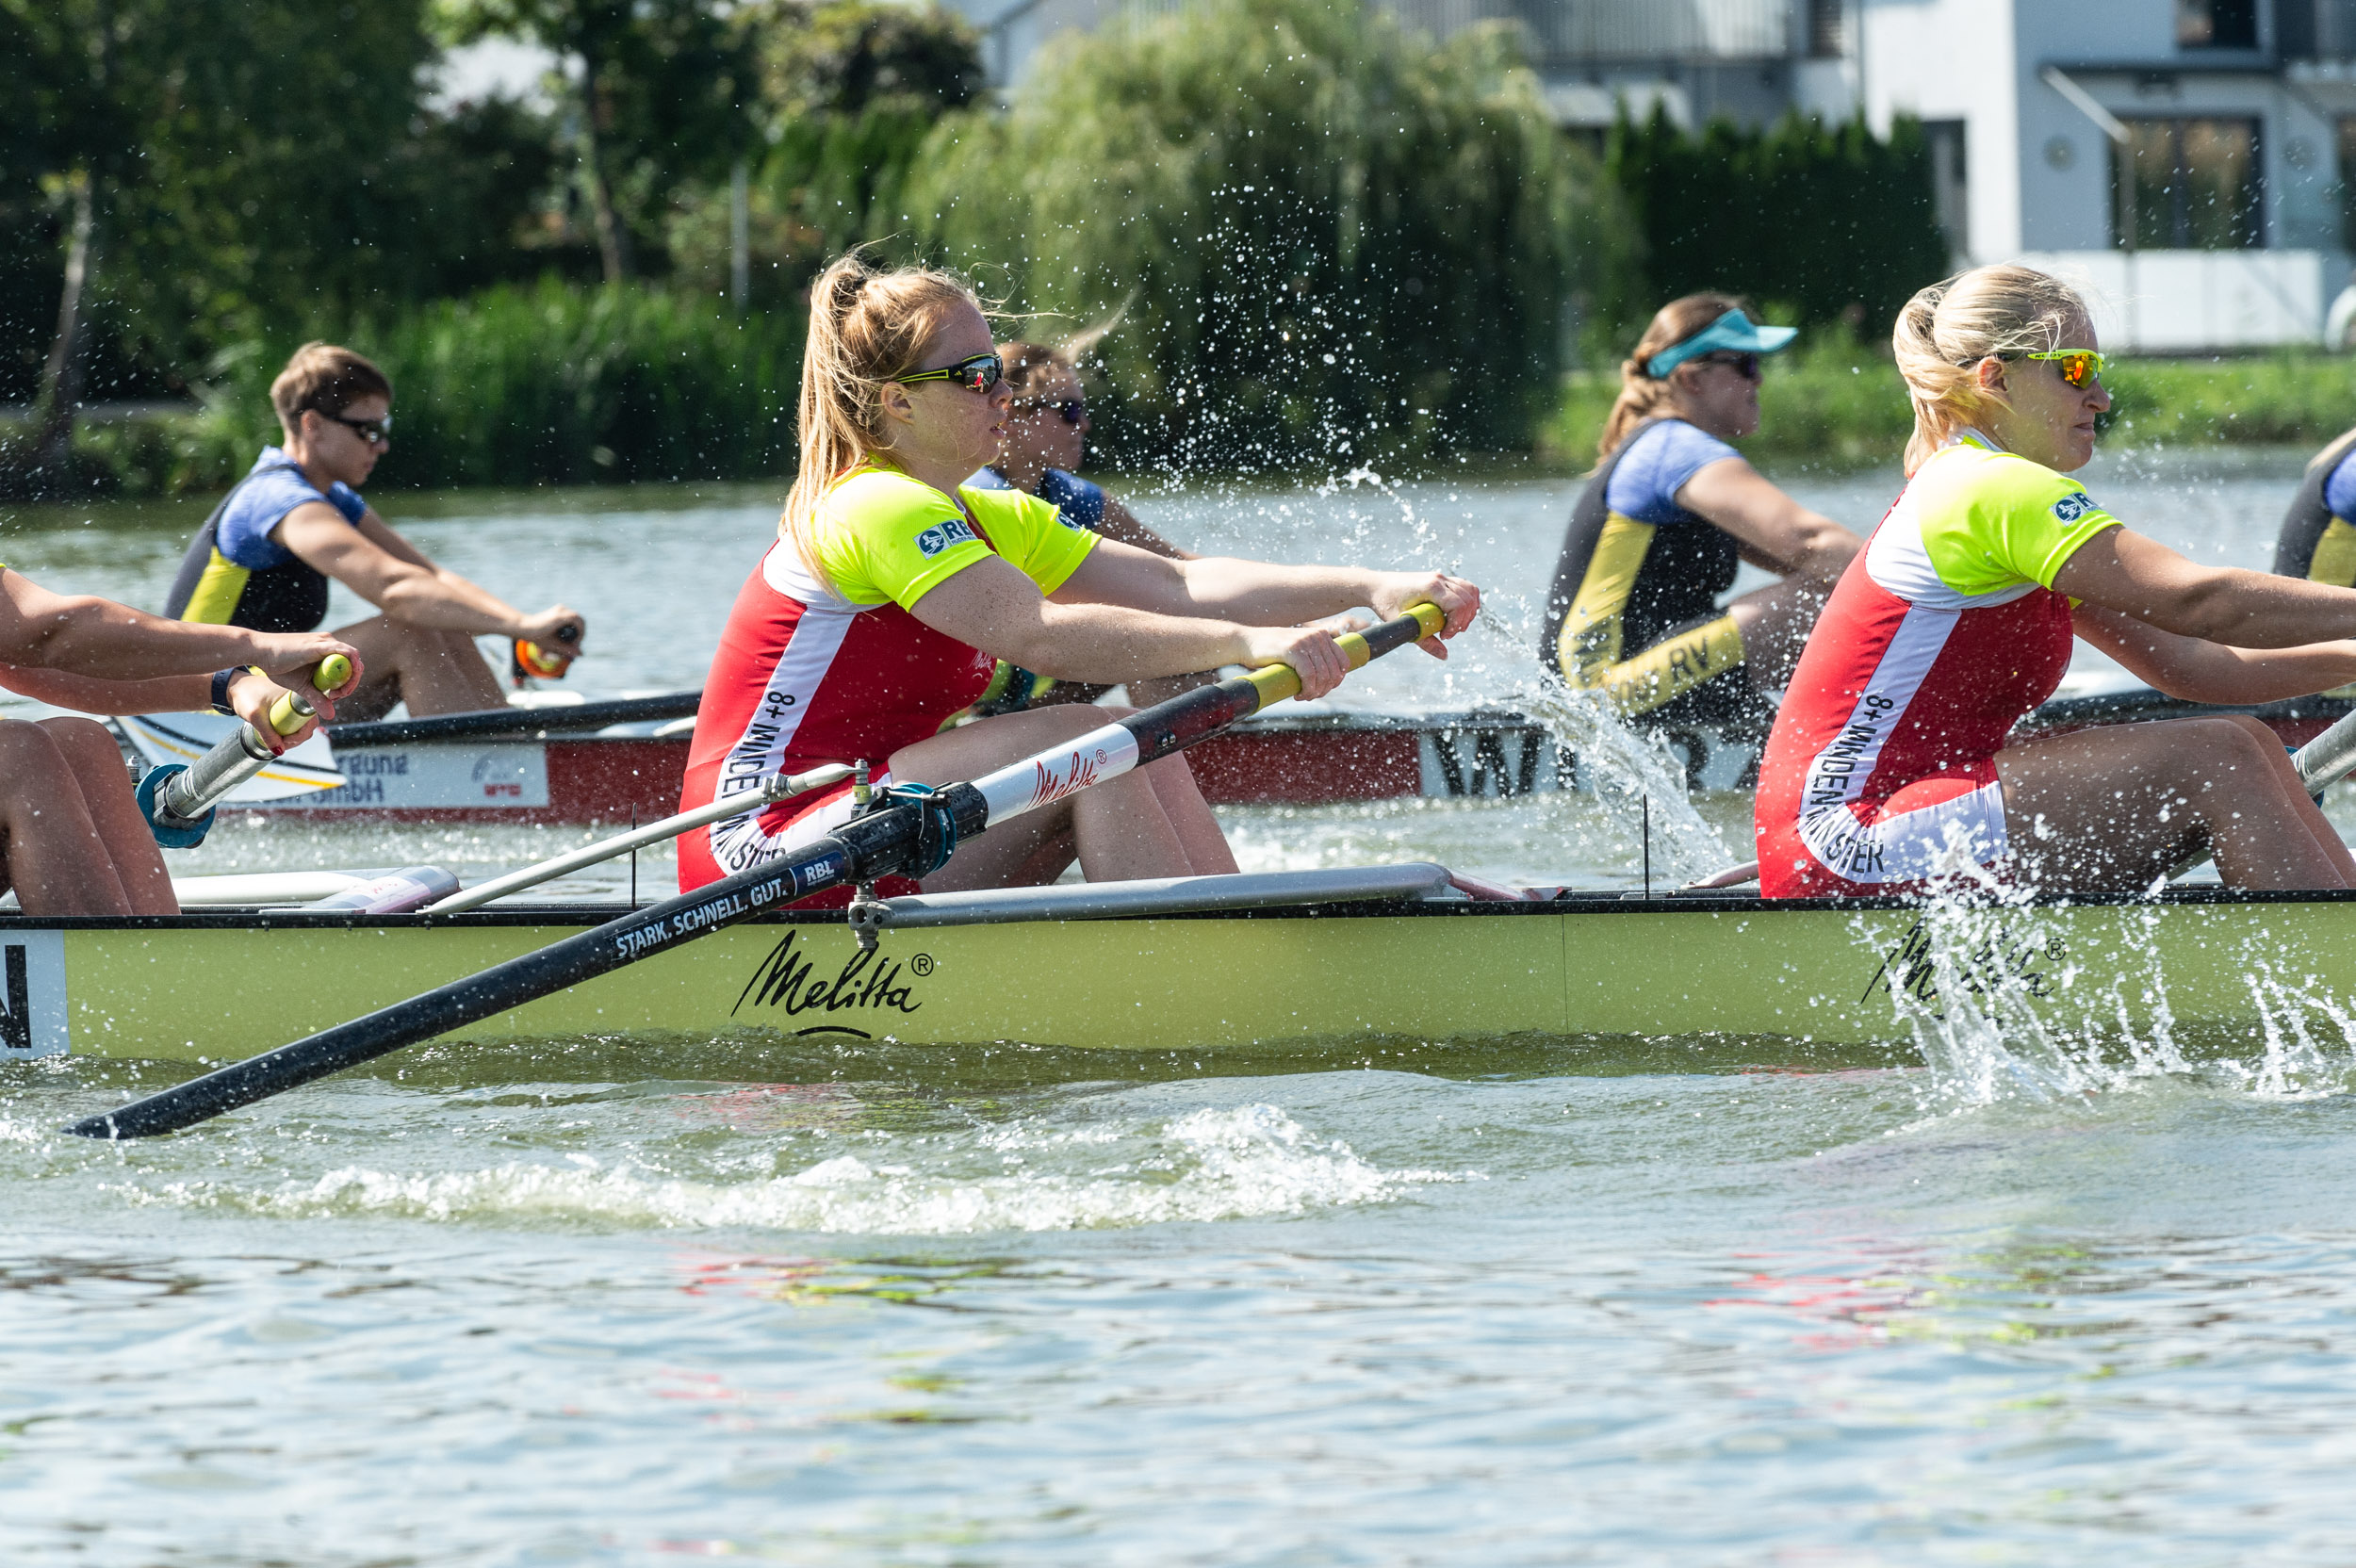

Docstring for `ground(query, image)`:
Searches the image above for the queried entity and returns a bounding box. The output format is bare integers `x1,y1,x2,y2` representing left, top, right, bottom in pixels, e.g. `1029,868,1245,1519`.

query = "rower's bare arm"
1096,497,1194,560
1675,458,1861,582
2071,605,2356,703
1056,543,1480,652
2053,527,2356,647
0,571,362,685
279,506,585,653
0,667,341,742
909,554,1353,694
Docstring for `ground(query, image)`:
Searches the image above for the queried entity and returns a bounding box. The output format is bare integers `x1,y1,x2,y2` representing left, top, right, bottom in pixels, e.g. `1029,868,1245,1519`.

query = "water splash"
1308,465,1733,881
106,1103,1469,1236
1862,869,2356,1113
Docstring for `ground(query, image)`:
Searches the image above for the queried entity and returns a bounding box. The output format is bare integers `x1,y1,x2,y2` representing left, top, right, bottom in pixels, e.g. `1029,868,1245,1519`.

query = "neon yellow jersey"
809,464,1098,609
1877,432,2119,604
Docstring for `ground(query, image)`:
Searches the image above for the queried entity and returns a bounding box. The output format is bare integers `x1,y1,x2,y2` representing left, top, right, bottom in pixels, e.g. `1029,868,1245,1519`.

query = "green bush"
2098,354,2356,449
193,281,805,489
908,0,1631,473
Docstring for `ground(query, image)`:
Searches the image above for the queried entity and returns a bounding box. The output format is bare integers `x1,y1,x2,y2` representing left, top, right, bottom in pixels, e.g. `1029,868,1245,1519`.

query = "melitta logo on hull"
732,930,926,1037
1026,745,1111,810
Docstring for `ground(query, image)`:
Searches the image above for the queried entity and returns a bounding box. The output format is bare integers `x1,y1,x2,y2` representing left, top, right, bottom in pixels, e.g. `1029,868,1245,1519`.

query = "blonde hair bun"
1892,265,2089,474
783,249,983,581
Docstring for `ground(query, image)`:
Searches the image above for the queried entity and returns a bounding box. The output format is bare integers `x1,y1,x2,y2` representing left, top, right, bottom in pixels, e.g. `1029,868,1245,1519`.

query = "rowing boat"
14,865,2350,1069
111,686,2356,825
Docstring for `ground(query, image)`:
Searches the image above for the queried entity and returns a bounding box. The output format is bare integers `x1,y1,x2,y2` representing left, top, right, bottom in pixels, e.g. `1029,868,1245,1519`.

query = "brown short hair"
270,342,392,431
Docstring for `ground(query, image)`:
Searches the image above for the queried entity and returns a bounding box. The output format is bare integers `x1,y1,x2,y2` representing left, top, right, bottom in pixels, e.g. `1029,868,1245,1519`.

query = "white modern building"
944,0,2356,350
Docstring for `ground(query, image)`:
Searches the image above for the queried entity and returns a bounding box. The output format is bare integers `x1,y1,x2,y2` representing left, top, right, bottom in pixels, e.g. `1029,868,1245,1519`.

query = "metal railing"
1381,0,1794,64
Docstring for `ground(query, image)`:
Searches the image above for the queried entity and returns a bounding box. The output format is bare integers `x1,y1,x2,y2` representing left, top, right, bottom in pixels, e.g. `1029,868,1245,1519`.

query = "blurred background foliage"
909,0,1623,473
0,0,2124,498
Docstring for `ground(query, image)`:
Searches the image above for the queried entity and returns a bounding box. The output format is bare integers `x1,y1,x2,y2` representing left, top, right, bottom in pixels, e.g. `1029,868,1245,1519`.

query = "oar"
66,604,1445,1139
2295,707,2356,791
138,656,352,848
420,761,854,913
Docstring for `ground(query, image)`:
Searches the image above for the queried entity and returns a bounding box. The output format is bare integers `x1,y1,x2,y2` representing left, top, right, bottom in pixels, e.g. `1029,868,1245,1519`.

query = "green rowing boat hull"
6,889,2348,1067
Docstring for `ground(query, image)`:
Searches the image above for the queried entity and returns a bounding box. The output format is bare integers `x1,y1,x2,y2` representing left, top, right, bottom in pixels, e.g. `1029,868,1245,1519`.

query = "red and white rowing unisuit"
678,463,1099,898
1755,432,2119,898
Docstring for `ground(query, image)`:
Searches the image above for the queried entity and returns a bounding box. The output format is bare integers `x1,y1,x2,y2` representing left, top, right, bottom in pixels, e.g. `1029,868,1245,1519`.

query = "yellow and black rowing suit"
1538,416,1758,728
163,446,365,631
2271,426,2356,698
2275,426,2356,588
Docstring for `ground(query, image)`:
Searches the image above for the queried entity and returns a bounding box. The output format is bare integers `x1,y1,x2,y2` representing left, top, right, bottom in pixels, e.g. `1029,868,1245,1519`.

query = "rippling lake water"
3,448,2355,1562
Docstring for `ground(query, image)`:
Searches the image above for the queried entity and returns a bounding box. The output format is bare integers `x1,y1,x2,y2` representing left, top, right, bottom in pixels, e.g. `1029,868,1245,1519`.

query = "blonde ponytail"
782,250,983,583
1595,292,1749,462
1892,265,2089,475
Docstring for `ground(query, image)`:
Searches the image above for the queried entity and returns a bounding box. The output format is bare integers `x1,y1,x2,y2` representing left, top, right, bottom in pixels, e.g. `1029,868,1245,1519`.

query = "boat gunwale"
0,879,2349,932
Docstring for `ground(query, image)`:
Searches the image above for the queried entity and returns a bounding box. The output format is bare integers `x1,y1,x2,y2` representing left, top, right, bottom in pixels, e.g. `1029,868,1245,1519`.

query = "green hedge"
1546,344,2356,473
1546,333,1912,471
195,280,804,490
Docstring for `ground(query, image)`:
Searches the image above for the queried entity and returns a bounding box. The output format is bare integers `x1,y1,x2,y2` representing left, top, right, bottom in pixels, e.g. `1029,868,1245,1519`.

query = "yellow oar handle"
1242,601,1446,708
265,653,353,736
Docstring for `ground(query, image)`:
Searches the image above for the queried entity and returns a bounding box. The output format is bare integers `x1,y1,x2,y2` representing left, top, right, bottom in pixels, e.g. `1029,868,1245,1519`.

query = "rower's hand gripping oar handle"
139,655,352,849
1239,602,1447,710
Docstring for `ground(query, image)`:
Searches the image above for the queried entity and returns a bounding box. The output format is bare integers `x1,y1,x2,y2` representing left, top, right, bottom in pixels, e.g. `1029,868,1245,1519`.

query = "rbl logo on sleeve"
2052,491,2095,524
915,518,978,558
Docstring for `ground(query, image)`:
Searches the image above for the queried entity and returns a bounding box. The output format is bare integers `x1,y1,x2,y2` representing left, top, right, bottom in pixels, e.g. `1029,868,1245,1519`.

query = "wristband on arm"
208,666,263,717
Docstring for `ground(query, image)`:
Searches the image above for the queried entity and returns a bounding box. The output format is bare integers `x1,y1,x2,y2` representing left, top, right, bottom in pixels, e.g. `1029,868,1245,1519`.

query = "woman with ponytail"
1757,264,2356,899
678,252,1481,900
1539,294,1863,732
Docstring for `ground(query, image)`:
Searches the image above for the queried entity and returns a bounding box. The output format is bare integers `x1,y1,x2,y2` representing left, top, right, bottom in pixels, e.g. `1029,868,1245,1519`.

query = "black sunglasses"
898,352,1004,394
1018,397,1086,426
1694,352,1762,383
323,410,392,445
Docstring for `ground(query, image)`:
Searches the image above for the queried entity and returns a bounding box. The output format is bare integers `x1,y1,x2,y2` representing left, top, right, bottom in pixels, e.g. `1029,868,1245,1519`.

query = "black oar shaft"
66,792,981,1139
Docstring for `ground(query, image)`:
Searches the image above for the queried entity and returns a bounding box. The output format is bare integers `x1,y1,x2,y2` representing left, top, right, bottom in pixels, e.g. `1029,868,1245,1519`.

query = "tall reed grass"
195,281,804,490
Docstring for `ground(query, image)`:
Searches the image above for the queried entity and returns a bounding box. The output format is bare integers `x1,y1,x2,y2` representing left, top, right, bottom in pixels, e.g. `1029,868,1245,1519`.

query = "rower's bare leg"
329,615,506,721
0,721,135,916
1995,716,2354,891
891,705,1209,891
1142,754,1236,874
1727,577,1833,691
42,718,174,915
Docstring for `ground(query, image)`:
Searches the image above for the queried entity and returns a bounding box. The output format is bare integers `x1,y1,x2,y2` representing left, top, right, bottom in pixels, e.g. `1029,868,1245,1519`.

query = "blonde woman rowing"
677,253,1480,900
1758,264,2356,898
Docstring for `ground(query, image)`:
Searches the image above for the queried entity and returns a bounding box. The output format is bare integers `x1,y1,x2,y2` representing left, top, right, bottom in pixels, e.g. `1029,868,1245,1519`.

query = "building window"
2115,118,2263,248
1807,0,1845,58
2177,0,2258,49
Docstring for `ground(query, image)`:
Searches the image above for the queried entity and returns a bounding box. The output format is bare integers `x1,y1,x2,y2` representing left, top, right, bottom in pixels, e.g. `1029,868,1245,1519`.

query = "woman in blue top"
1540,293,1864,731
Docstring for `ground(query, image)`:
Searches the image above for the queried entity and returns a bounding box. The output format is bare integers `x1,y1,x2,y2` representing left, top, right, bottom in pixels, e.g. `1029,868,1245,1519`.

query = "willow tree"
906,0,1628,473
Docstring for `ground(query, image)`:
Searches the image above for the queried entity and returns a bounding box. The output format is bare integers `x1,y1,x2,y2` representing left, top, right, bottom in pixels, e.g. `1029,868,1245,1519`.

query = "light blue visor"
1644,309,1798,379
